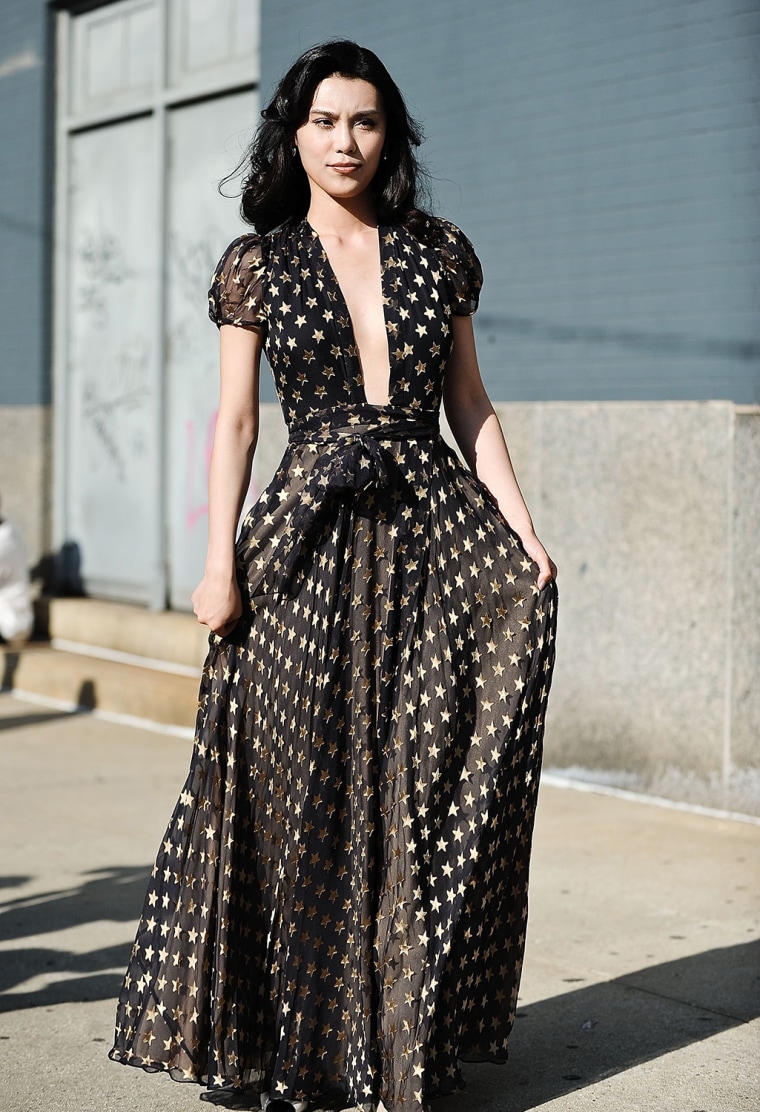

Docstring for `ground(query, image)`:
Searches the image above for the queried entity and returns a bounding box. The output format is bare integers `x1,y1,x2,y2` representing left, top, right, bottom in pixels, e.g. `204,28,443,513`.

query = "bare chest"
319,237,391,405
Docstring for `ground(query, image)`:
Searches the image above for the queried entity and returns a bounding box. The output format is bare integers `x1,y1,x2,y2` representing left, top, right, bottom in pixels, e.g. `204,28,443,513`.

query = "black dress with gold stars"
109,217,558,1112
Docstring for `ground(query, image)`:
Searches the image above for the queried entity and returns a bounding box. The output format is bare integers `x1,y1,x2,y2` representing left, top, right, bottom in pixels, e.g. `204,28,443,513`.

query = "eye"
356,118,377,129
313,117,333,128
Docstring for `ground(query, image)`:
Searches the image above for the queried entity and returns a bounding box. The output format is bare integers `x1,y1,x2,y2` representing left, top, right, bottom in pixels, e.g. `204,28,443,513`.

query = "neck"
306,190,378,238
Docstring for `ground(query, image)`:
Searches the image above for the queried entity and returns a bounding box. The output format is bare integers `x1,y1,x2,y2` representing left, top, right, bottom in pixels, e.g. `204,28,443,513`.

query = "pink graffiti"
185,410,259,531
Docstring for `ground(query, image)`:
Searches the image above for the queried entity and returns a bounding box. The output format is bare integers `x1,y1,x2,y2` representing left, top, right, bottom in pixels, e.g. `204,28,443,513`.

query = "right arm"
190,323,263,636
443,315,557,589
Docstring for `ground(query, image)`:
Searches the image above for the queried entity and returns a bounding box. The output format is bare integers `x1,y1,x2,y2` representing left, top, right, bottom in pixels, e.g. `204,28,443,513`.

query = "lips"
329,163,361,172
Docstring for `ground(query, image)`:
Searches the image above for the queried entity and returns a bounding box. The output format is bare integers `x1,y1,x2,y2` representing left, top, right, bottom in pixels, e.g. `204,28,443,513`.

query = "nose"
334,121,356,153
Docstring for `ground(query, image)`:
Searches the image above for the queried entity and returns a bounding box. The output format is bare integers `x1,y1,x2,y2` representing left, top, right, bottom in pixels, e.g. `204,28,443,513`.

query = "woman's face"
295,76,387,207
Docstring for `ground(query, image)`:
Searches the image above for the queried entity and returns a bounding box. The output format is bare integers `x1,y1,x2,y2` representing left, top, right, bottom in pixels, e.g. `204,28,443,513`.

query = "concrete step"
1,642,200,730
2,598,212,730
44,597,209,670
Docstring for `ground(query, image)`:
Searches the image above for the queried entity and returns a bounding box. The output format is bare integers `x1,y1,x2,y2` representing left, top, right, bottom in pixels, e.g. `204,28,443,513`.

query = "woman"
110,40,557,1112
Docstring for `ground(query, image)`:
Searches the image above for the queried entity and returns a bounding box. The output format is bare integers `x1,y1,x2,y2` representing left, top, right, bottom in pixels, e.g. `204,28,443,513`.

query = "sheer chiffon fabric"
110,216,557,1112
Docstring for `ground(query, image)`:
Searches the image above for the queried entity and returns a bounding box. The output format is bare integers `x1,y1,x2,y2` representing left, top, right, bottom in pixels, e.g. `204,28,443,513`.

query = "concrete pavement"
1,691,758,1112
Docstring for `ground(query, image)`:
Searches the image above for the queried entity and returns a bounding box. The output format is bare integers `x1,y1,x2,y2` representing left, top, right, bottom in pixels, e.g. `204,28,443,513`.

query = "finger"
537,555,555,589
537,562,558,590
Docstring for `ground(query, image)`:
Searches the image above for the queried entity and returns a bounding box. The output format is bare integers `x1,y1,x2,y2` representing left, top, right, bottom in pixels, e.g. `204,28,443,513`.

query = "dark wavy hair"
234,40,431,234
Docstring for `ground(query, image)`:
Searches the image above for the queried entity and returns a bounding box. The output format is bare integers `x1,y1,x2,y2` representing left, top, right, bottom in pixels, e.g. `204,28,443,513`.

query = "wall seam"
722,403,735,796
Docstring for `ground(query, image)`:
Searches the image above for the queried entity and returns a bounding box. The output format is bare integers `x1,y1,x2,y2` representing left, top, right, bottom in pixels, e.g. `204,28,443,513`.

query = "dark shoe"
260,1094,308,1112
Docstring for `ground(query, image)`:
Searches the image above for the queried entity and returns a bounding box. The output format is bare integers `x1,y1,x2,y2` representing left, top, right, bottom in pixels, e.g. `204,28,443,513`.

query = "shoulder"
407,216,483,315
211,231,267,277
406,215,477,257
208,231,270,331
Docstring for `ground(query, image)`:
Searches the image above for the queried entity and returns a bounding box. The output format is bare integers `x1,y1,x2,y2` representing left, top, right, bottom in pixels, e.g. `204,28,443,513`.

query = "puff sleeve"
208,233,267,332
436,218,483,316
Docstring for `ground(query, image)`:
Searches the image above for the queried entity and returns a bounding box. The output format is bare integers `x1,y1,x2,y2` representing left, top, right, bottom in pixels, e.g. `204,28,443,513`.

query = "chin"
325,182,372,202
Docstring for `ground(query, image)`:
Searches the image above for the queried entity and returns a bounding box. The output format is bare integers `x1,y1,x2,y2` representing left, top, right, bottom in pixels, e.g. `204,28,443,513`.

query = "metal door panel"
71,0,158,117
165,90,257,609
65,116,159,601
168,0,259,90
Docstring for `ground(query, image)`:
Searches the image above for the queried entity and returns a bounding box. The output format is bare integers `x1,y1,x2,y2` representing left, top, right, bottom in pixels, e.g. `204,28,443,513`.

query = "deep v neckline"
304,219,393,408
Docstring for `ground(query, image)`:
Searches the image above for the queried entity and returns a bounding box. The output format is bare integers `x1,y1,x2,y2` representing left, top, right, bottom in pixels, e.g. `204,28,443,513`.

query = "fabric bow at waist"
288,405,440,446
248,407,440,599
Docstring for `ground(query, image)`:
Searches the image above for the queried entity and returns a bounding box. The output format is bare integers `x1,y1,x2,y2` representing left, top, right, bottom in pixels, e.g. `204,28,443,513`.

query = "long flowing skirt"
110,407,558,1112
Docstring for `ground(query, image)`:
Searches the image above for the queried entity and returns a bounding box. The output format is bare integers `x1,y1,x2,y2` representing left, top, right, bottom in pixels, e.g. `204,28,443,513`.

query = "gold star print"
114,216,557,1110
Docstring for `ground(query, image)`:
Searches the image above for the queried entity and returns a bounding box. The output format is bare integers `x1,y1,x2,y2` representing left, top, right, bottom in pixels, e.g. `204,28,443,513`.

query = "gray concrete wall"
0,404,51,569
732,409,760,777
262,0,760,404
502,399,760,813
254,400,760,813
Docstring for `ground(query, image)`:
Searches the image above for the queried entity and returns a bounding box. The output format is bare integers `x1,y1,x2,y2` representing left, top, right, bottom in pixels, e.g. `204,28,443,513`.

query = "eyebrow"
308,107,382,118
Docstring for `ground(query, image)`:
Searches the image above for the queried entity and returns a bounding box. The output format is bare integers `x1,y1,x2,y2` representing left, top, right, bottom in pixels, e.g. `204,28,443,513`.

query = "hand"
515,530,558,591
191,572,243,637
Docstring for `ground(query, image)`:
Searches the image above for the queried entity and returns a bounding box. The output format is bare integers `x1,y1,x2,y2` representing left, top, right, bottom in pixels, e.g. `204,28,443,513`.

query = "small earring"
291,145,297,157
382,150,387,162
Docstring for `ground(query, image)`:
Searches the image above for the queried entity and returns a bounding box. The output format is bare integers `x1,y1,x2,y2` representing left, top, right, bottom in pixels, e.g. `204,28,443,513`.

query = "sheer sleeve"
208,234,267,332
435,219,483,316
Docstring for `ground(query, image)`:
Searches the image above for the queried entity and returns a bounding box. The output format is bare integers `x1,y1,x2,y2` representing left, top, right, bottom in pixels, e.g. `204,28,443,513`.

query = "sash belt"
250,407,440,598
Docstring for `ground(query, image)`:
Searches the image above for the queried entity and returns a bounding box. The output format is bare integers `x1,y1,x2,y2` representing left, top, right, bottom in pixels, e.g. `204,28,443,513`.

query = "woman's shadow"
440,937,759,1109
0,864,756,1110
0,866,150,1012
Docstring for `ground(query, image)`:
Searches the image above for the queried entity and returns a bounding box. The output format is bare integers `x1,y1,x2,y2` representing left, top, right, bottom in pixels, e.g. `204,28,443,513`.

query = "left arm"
442,314,557,589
